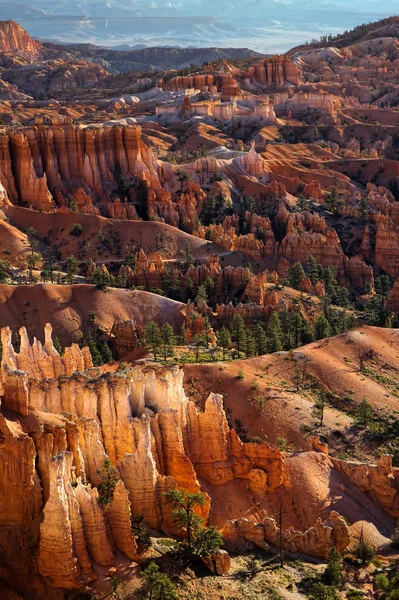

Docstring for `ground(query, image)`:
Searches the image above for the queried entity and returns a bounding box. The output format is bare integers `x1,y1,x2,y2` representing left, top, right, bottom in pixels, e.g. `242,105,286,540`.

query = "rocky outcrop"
244,56,300,87
332,455,399,518
0,123,174,218
202,549,231,575
0,414,42,525
0,323,285,591
223,510,350,559
0,20,42,60
1,323,92,381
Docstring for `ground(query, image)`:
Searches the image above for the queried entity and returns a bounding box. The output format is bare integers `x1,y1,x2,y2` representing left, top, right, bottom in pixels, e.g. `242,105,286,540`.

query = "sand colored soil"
183,326,399,459
0,219,30,266
5,206,222,261
0,283,186,345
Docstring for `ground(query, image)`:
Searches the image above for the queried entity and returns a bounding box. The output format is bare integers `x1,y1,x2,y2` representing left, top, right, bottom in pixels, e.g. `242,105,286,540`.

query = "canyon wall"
2,323,399,595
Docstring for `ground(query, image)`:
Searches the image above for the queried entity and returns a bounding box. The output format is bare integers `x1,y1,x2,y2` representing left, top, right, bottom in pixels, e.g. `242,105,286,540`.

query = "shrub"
131,513,152,552
70,223,83,237
353,535,375,565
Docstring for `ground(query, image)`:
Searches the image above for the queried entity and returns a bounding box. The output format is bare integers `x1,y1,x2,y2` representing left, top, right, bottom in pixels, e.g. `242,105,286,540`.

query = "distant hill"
289,15,399,54
42,42,264,72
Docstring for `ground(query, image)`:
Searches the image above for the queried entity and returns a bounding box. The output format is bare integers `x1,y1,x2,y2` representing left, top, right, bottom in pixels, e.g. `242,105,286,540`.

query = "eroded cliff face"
0,122,208,227
0,20,42,60
2,323,398,596
0,324,284,593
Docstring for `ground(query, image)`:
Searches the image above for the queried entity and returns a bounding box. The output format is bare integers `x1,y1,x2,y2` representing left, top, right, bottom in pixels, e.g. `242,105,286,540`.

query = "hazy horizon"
0,0,397,52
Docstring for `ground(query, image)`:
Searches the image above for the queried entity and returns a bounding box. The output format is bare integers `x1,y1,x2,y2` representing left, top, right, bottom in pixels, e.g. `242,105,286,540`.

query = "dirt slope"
0,284,186,345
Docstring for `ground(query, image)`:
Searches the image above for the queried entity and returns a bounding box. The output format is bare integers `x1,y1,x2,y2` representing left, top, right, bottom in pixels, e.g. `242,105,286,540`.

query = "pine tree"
176,169,189,193
195,284,208,305
358,196,369,223
217,327,231,360
267,312,283,352
142,562,178,600
324,547,344,587
92,268,111,291
192,333,207,362
163,489,205,556
100,341,113,364
53,336,63,356
88,336,103,366
315,315,332,340
288,262,306,290
162,489,222,560
183,241,193,270
354,527,375,565
0,259,10,283
160,323,175,361
314,391,328,426
297,194,310,212
143,321,162,362
97,458,118,505
230,313,246,358
131,513,152,552
253,322,268,356
325,181,344,215
65,256,79,284
307,254,322,286
357,398,373,428
244,330,256,358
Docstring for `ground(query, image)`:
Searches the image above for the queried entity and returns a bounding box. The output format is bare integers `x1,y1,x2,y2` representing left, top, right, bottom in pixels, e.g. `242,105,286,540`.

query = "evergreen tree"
160,323,175,361
53,336,63,355
185,277,195,300
288,262,307,290
325,181,344,215
354,528,375,565
134,180,149,220
244,329,256,358
0,259,10,283
97,459,118,505
65,256,79,284
230,313,246,358
43,248,57,284
92,269,111,291
309,583,339,600
217,327,231,360
176,169,189,193
142,562,178,600
162,489,222,560
195,284,208,305
183,241,193,271
100,341,113,364
163,489,205,556
357,398,373,429
253,322,268,356
323,547,343,588
267,312,283,352
143,321,162,362
307,254,322,286
131,513,152,552
358,196,369,222
203,276,216,307
88,336,103,366
192,333,207,362
315,315,332,340
297,194,310,212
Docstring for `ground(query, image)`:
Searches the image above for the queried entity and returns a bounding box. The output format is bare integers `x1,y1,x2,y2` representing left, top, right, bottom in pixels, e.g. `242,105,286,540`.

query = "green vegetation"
162,489,223,561
142,562,178,600
70,223,83,237
97,459,118,506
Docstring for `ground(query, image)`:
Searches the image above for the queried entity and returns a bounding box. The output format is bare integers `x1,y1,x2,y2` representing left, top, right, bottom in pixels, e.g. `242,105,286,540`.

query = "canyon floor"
2,15,399,600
